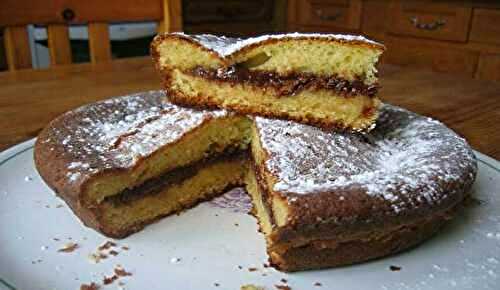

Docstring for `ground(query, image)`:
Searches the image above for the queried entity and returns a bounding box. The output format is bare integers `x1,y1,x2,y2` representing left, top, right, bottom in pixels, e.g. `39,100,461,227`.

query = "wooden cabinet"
288,0,500,82
384,35,479,77
387,1,472,42
296,0,362,30
184,0,287,36
476,53,500,81
184,0,273,24
470,9,500,45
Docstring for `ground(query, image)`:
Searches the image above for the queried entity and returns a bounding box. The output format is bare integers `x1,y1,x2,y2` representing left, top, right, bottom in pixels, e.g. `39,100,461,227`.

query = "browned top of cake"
34,91,229,200
254,104,477,227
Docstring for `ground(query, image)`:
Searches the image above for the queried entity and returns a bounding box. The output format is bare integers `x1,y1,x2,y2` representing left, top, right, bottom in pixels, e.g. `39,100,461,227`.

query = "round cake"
34,91,477,271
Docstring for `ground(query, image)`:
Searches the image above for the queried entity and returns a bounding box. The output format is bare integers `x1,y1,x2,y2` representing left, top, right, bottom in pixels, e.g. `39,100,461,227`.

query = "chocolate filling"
187,66,379,97
105,147,246,206
251,162,277,228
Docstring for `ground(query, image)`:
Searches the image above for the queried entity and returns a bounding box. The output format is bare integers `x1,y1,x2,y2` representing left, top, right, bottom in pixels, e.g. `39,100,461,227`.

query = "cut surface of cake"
151,33,385,131
35,91,477,271
35,91,251,238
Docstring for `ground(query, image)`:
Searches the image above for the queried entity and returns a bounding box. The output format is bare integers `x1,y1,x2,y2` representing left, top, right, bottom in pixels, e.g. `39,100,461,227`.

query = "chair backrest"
0,0,182,71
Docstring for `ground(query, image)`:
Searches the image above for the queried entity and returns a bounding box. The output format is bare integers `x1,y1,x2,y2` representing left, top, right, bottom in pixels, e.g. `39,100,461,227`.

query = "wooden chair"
0,0,182,71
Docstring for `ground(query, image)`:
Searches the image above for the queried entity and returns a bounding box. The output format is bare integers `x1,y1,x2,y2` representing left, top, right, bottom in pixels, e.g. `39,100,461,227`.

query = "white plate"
1,139,499,290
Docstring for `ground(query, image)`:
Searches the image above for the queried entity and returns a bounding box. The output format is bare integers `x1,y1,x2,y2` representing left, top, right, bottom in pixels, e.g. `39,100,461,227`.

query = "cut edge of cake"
244,164,462,271
151,33,385,131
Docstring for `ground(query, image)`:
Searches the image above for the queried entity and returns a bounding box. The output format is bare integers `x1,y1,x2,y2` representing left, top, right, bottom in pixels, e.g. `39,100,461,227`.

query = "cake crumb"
109,250,119,256
170,257,181,264
390,265,402,271
214,282,220,287
114,265,132,277
314,282,322,287
98,241,117,251
248,267,258,272
280,279,288,283
80,282,99,290
237,265,243,269
241,285,265,290
103,274,118,285
263,263,270,268
275,285,291,290
121,246,130,251
88,253,108,264
58,242,79,253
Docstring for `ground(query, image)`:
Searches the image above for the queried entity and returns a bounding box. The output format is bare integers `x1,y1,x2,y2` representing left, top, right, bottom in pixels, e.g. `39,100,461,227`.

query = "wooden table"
1,57,499,159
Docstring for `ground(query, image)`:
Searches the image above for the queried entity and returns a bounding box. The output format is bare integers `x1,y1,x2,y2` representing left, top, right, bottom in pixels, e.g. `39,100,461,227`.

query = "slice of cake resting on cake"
151,33,385,131
247,105,477,271
35,91,252,238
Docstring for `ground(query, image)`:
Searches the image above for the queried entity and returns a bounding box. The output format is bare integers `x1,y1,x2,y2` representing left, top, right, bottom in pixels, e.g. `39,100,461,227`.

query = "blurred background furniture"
288,0,500,81
0,0,181,70
2,0,499,81
183,0,287,35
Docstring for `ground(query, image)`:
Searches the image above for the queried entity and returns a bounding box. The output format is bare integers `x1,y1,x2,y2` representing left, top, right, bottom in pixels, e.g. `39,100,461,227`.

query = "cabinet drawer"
387,1,472,42
297,0,362,30
470,9,500,46
476,53,500,82
384,36,479,77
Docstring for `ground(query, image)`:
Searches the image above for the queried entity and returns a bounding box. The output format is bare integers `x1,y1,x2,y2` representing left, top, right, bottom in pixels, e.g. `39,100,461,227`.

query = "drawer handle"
315,9,341,21
410,17,446,30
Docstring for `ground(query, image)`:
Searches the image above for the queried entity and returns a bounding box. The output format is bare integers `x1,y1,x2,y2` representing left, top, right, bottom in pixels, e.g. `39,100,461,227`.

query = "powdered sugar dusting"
42,91,228,184
255,104,477,213
175,32,383,57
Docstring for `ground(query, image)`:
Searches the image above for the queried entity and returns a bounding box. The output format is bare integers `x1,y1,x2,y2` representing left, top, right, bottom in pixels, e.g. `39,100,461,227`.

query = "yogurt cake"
151,33,385,131
34,91,477,271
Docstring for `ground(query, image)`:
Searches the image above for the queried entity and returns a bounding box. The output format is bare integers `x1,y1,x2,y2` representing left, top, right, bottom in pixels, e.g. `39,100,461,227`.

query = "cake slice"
247,105,476,271
151,32,385,131
35,91,251,238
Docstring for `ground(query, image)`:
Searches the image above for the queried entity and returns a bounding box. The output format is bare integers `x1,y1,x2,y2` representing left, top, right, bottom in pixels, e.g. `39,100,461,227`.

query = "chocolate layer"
105,147,246,206
251,162,277,228
187,66,379,97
